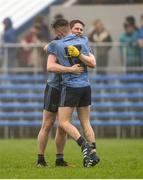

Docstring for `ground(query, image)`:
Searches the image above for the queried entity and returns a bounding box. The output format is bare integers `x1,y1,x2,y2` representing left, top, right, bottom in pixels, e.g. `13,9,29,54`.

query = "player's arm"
67,46,96,68
79,53,96,68
47,54,84,74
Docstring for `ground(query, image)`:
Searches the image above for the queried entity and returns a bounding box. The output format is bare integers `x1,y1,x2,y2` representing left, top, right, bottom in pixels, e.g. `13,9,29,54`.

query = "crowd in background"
0,13,143,74
88,15,143,73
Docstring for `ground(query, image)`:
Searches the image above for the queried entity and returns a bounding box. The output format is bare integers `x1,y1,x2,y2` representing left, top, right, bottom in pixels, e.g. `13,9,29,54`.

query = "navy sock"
56,154,64,162
38,154,45,163
76,136,86,146
92,142,96,149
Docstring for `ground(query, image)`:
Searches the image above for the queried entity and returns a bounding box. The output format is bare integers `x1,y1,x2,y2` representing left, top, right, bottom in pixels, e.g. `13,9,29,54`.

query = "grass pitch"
0,138,143,179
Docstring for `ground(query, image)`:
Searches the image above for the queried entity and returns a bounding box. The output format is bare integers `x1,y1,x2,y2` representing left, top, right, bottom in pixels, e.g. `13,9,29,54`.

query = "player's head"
70,19,85,36
51,19,70,38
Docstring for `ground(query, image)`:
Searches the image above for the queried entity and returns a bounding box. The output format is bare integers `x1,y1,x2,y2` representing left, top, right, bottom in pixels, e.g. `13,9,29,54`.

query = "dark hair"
125,16,136,26
125,16,138,30
70,19,85,28
3,17,12,29
51,19,69,29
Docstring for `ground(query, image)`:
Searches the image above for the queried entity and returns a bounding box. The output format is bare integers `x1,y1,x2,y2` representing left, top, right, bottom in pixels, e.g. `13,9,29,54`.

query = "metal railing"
0,42,142,74
0,43,143,138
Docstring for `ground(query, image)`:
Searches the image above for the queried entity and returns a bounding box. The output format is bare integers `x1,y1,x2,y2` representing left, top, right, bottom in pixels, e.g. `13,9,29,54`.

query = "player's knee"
58,121,67,130
41,121,53,132
58,121,64,129
58,126,65,132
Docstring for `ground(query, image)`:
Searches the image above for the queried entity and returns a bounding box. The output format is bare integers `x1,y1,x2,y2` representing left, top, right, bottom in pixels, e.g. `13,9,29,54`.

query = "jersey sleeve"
47,40,58,56
82,36,93,55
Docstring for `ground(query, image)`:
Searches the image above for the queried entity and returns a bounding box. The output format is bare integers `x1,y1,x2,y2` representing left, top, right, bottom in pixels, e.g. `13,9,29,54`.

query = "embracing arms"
47,54,84,74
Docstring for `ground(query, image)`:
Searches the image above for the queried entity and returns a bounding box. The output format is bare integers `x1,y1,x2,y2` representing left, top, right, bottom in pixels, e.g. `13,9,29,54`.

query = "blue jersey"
48,34,91,88
46,37,61,90
47,72,61,90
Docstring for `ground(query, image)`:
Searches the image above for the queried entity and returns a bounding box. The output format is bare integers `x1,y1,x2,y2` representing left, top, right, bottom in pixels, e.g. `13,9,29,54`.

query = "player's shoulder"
80,35,89,42
49,39,57,46
48,39,59,50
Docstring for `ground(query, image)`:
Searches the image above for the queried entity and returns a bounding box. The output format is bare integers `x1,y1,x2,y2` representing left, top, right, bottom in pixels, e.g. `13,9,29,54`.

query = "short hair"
125,16,136,26
70,19,85,29
51,19,69,29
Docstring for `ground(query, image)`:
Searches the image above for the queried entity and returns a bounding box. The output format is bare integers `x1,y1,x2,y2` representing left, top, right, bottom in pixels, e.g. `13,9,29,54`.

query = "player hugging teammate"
37,19,100,168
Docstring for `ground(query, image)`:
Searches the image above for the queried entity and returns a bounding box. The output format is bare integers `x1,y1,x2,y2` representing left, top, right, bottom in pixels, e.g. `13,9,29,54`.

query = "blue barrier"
91,83,143,90
1,111,143,119
0,75,45,81
0,83,143,91
0,102,42,109
1,73,143,130
0,92,143,100
0,102,143,109
0,93,43,99
1,74,143,81
0,120,41,127
0,84,45,90
90,74,143,81
92,93,143,99
74,111,143,118
0,112,42,118
73,120,143,126
92,102,143,108
0,120,143,127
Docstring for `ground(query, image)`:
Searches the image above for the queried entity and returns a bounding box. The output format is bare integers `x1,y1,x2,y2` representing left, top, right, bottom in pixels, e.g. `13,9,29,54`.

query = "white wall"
49,4,143,41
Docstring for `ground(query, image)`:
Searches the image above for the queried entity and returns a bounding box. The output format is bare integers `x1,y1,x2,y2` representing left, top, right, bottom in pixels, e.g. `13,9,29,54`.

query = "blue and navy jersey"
47,72,61,90
46,37,61,90
48,34,91,88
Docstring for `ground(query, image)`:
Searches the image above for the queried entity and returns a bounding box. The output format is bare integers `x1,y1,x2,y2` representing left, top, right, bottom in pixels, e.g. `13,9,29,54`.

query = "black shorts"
43,84,60,112
60,86,91,107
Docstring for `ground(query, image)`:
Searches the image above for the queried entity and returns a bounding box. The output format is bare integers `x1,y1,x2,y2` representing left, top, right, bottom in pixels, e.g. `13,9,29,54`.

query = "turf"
0,139,143,179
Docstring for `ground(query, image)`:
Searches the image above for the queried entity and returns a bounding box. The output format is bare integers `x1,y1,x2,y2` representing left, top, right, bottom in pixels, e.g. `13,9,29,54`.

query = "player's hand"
71,64,84,74
67,45,81,57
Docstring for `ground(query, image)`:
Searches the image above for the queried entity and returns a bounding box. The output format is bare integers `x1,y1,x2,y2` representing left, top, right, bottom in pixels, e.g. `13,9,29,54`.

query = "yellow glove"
67,45,81,57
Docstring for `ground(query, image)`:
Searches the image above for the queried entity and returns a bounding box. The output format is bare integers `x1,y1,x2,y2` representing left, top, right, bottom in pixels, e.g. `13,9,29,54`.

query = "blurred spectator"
137,14,143,63
18,24,45,68
2,17,16,43
125,16,138,30
119,16,140,72
88,19,112,74
2,17,17,67
34,16,51,42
